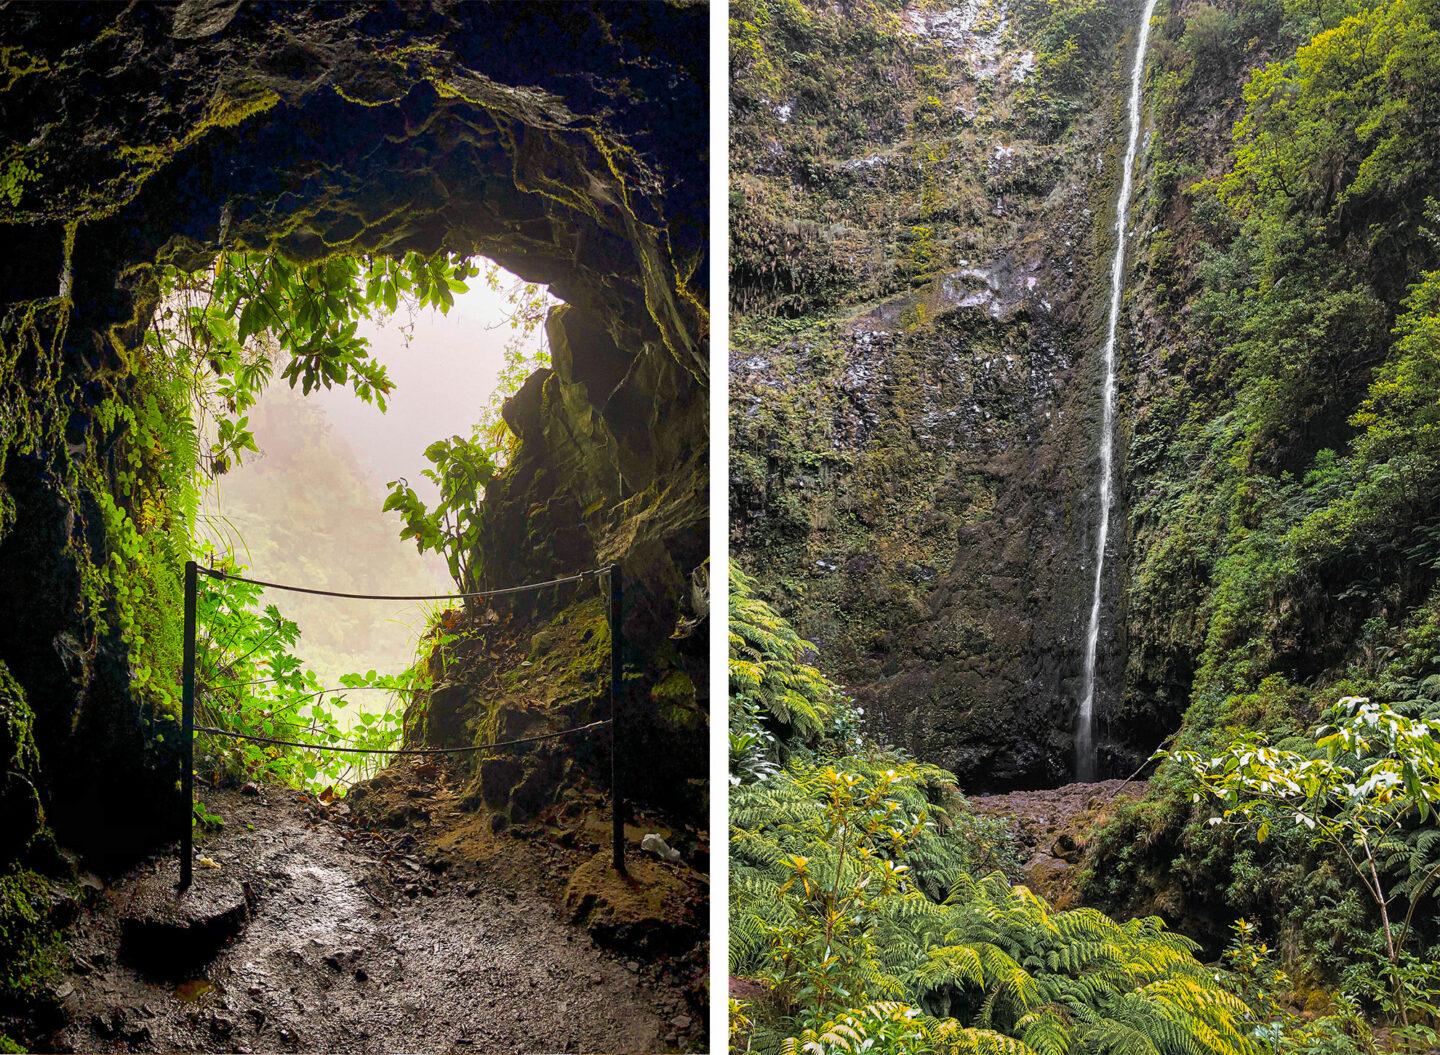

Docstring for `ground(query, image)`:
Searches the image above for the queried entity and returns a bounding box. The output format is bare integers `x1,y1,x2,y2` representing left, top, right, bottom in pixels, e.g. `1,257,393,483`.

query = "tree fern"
730,567,839,748
733,758,1259,1054
1017,1009,1073,1055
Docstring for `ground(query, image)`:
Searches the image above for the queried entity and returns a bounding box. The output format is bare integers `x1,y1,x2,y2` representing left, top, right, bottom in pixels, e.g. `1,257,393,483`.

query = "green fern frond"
1018,1008,1073,1055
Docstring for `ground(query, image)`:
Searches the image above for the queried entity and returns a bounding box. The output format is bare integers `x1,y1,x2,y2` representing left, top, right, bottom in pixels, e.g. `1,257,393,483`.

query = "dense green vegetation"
104,249,471,712
729,572,1285,1055
1169,699,1440,1046
103,249,485,797
123,249,561,805
1086,0,1440,1003
189,548,419,793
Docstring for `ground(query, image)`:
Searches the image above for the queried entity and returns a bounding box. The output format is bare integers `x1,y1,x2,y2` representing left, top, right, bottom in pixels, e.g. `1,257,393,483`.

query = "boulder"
120,872,249,972
562,850,701,956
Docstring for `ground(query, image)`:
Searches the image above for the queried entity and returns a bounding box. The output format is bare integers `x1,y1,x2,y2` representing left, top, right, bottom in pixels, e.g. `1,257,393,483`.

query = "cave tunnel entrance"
176,252,565,788
0,1,708,867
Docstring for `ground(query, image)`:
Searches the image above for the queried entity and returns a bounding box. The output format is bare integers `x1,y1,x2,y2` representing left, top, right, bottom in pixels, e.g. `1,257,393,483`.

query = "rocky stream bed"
971,778,1144,909
10,761,707,1054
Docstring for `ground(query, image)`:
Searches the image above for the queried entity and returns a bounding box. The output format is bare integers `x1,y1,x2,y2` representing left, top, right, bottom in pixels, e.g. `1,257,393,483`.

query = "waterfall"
1075,0,1159,783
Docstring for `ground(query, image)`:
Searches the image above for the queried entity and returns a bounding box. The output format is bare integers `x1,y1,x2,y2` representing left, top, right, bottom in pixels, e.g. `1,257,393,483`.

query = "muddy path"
25,776,705,1054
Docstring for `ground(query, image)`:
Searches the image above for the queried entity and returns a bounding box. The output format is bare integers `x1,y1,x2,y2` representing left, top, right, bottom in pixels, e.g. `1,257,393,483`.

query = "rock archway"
0,0,708,863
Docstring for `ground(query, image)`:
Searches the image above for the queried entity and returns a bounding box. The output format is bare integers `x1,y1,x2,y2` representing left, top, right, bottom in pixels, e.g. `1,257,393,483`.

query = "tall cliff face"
730,0,1148,787
1078,0,1440,957
0,1,707,863
731,0,1440,962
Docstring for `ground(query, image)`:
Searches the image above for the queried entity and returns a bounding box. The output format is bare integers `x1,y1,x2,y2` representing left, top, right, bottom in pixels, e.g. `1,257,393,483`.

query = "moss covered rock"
0,662,41,861
730,0,1145,787
0,1,707,858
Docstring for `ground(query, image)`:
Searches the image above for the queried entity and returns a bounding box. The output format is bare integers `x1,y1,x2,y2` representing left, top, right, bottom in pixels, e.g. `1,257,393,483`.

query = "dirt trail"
32,782,703,1054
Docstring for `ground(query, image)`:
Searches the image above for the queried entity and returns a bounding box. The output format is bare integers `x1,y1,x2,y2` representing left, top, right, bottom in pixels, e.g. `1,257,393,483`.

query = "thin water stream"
1076,0,1160,782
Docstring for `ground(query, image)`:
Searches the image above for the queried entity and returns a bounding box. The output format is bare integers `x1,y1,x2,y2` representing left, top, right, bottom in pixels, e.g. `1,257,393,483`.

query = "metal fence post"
179,559,196,891
609,563,626,876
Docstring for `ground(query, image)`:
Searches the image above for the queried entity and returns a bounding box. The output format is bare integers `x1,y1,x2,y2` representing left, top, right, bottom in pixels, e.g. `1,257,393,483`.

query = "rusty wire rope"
195,718,612,756
198,564,603,602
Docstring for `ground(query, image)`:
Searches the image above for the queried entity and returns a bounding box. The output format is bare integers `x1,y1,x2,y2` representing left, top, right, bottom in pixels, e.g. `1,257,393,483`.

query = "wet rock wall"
730,0,1150,787
0,0,708,861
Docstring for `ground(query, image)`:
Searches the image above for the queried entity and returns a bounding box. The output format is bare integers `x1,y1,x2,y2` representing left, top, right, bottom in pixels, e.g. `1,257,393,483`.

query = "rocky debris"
972,779,1144,908
119,873,249,973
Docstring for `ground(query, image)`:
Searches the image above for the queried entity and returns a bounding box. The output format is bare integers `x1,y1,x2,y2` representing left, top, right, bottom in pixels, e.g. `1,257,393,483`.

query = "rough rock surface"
119,873,250,972
0,1,708,861
563,851,705,956
730,0,1148,786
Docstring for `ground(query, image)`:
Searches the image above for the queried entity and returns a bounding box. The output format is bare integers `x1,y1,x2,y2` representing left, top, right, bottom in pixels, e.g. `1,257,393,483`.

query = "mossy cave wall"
0,0,708,864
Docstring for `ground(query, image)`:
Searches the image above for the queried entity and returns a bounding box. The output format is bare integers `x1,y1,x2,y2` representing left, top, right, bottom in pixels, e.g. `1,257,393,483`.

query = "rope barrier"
177,559,629,888
202,683,426,704
195,718,611,757
197,565,605,602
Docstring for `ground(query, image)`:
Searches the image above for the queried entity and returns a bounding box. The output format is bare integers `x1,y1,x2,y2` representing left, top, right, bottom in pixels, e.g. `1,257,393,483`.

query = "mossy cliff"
730,0,1145,787
732,0,1440,975
1074,0,1440,968
0,1,708,870
404,580,707,830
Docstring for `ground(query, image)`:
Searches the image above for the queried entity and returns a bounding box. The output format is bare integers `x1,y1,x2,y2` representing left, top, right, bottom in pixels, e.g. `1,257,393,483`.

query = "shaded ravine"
1076,0,1162,782
35,786,700,1055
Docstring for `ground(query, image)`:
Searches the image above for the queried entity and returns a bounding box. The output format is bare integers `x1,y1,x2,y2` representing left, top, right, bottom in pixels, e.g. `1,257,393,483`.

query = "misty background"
198,265,550,721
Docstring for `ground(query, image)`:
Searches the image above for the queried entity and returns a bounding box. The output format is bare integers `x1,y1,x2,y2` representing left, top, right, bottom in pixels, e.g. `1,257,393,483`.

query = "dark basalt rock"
119,873,250,973
728,1,1142,789
0,1,708,861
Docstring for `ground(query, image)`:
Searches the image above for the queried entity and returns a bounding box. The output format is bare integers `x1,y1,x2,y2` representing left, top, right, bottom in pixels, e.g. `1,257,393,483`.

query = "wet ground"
28,781,705,1054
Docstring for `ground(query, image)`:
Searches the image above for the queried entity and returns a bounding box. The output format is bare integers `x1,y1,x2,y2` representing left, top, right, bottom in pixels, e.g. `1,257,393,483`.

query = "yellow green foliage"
731,566,840,741
731,755,1258,1055
728,579,1251,1054
0,871,60,994
1221,0,1440,222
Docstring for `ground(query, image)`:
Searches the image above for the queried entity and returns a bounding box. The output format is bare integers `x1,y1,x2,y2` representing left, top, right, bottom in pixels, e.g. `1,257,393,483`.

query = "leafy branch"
1170,697,1440,1036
